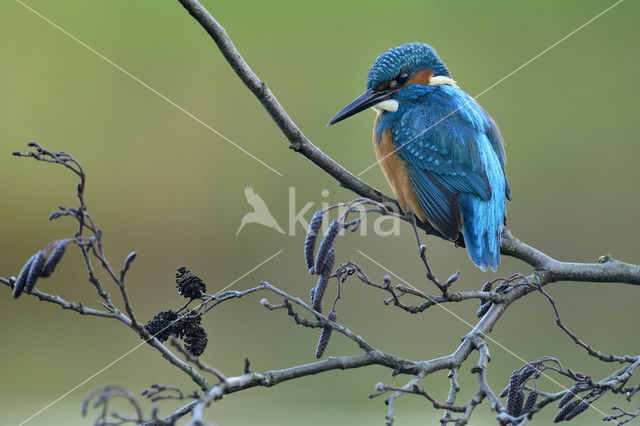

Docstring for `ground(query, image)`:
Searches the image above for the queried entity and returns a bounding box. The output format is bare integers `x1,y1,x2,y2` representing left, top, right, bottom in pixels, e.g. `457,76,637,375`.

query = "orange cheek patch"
406,68,434,86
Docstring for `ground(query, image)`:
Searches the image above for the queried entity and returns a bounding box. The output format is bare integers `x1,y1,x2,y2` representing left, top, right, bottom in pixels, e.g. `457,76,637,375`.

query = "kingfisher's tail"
457,132,508,272
458,193,504,272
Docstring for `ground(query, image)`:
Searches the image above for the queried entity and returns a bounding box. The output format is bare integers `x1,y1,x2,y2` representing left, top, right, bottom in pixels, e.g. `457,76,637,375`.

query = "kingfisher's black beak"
327,87,393,126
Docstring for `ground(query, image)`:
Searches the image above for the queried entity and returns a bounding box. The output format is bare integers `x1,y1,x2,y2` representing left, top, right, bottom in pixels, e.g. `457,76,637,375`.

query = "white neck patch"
371,99,399,115
429,76,459,88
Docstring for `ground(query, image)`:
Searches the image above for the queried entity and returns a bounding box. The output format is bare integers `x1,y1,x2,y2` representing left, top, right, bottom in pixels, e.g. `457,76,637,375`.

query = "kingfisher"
328,42,510,271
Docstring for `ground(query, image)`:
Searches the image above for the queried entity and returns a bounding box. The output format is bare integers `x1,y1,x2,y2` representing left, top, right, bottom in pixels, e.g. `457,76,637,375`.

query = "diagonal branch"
143,351,422,426
176,0,640,291
6,2,638,425
175,0,442,236
150,271,526,424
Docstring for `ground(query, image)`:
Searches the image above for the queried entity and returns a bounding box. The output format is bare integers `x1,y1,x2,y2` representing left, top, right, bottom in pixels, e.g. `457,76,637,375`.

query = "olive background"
1,1,639,425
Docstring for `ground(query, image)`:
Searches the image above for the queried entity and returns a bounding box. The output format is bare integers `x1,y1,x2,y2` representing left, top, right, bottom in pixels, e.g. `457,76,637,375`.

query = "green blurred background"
1,0,639,424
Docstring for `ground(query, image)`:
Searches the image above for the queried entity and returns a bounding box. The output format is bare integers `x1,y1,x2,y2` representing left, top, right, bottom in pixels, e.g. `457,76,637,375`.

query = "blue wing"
391,85,509,241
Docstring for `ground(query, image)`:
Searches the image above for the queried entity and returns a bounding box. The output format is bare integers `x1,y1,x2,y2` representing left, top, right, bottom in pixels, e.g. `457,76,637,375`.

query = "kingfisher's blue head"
328,42,452,125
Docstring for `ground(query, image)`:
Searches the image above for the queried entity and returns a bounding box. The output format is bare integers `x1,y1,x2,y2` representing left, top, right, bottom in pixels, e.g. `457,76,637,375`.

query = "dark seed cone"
481,281,493,292
312,249,335,313
175,267,206,299
304,211,323,271
144,310,178,342
174,313,202,339
13,256,34,298
506,370,522,415
523,390,539,414
563,400,589,421
315,310,336,359
184,325,208,357
554,400,580,423
558,387,577,408
40,242,67,277
476,301,492,318
314,219,340,275
25,251,46,293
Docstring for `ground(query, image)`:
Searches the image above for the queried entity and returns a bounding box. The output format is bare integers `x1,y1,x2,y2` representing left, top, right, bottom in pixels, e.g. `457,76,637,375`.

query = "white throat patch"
371,99,399,115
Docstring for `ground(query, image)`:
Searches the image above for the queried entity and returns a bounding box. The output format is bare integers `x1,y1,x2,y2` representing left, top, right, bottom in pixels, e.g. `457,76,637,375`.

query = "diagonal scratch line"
18,341,150,426
357,250,479,330
357,0,625,176
356,249,610,418
213,249,283,294
18,249,283,425
15,0,283,177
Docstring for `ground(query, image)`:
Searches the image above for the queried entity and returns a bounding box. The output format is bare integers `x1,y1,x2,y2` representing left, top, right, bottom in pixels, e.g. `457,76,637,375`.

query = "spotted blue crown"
366,43,450,90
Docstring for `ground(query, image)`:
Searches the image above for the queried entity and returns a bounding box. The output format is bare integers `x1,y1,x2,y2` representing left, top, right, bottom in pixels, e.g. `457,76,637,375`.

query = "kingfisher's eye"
396,72,409,85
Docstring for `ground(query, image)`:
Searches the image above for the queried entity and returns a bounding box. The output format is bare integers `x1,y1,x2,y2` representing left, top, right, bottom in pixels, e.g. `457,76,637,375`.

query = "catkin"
554,400,580,423
315,310,337,358
13,256,34,298
523,390,538,414
563,400,589,421
25,251,46,292
476,301,492,318
558,387,577,408
312,249,335,313
304,211,324,271
40,242,67,277
506,370,522,416
314,220,340,275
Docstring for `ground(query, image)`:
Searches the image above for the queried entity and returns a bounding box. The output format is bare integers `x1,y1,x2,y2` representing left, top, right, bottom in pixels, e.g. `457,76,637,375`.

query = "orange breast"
373,123,427,221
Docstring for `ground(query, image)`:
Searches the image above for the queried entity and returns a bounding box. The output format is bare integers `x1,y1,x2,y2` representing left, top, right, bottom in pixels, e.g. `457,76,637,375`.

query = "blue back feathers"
371,43,510,271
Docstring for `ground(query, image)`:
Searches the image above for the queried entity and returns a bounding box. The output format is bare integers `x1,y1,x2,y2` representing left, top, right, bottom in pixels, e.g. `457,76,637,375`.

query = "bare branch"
170,338,227,382
3,2,638,425
82,385,144,425
528,280,636,363
175,0,444,237
141,383,200,403
603,405,640,424
176,0,640,295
